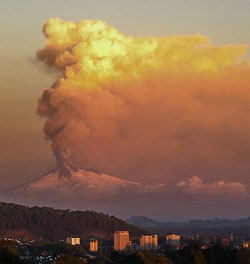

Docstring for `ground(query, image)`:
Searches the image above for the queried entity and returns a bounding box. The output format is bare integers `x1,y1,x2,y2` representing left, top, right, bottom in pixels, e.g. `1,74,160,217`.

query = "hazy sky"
1,0,250,219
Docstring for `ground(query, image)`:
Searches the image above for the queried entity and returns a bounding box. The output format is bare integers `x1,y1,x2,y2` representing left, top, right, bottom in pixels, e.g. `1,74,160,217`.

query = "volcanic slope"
8,164,161,199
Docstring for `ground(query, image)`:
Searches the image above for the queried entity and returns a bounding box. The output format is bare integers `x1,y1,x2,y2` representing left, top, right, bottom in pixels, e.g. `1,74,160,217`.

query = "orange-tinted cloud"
37,18,250,187
178,176,246,196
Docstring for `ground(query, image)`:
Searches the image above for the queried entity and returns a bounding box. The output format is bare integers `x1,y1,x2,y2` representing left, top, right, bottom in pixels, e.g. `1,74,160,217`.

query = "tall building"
66,237,80,245
166,234,181,246
89,239,98,252
140,234,158,250
114,231,130,251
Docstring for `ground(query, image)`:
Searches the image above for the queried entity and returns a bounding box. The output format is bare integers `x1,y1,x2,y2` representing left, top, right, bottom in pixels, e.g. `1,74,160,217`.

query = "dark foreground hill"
0,202,142,241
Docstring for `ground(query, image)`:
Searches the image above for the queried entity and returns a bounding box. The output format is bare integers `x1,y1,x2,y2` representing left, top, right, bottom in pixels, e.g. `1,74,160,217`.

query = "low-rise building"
242,242,250,249
166,234,181,246
221,238,230,246
66,237,80,246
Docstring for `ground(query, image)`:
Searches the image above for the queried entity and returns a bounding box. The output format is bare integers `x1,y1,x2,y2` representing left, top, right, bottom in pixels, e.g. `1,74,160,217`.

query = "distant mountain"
0,202,143,241
126,216,250,238
6,163,142,199
126,216,250,229
5,163,162,200
126,216,161,228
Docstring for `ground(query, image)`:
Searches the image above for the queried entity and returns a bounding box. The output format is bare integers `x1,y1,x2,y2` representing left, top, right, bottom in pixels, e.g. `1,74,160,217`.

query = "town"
2,230,250,264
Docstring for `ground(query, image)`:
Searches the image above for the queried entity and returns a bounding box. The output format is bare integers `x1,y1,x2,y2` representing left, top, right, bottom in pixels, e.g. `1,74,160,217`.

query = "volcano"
5,164,162,200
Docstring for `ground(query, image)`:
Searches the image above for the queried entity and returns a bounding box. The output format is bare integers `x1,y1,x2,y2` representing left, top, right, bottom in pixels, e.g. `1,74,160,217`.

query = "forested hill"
0,202,142,241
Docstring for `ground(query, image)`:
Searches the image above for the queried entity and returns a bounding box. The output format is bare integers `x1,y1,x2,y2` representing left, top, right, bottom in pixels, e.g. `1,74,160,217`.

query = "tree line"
0,202,142,240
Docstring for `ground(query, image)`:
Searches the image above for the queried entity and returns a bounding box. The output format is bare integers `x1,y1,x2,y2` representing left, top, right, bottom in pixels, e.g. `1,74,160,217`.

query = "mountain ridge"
126,215,250,228
0,201,143,241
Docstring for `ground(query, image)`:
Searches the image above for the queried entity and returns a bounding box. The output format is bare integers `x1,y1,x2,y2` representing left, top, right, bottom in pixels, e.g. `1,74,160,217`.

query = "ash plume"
37,18,250,186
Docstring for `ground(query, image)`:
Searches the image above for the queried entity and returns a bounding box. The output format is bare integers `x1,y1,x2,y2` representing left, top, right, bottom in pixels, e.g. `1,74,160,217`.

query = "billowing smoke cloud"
37,18,250,186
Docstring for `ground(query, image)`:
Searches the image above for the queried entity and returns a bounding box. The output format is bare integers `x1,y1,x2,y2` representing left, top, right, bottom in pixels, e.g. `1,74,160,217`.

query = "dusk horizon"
1,0,250,222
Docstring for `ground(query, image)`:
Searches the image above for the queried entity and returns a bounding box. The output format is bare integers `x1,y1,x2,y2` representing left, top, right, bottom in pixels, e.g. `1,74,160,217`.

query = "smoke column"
37,18,250,184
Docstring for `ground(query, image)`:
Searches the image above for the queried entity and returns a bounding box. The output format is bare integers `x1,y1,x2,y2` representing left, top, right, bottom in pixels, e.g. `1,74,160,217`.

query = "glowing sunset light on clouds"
37,18,249,184
1,0,250,219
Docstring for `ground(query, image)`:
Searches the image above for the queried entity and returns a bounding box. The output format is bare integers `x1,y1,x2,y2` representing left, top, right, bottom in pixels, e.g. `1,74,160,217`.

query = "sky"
1,0,250,220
